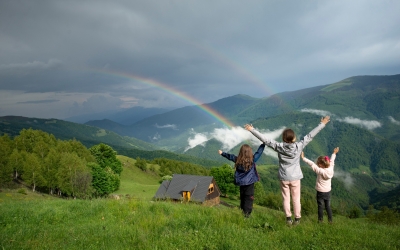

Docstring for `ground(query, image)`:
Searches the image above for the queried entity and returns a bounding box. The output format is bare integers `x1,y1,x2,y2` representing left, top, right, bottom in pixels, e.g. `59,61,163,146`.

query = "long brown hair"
235,144,254,171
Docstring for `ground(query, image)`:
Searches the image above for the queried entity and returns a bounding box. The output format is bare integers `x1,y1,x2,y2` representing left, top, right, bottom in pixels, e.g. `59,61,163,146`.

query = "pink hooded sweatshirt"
302,153,336,192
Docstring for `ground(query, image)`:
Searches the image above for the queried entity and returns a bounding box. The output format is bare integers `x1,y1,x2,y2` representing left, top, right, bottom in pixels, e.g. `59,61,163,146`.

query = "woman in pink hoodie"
301,147,339,223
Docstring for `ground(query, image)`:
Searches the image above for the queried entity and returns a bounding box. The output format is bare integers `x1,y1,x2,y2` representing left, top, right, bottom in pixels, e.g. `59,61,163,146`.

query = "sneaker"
293,218,300,225
286,217,293,225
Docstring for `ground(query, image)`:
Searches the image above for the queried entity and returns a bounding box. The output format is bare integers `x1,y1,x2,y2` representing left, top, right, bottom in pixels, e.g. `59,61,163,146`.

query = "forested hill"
184,111,400,180
0,116,158,151
0,116,223,168
237,74,400,121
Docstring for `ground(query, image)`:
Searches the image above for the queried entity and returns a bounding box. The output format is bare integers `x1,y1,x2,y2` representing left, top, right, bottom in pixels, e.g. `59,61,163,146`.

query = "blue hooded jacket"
221,144,265,186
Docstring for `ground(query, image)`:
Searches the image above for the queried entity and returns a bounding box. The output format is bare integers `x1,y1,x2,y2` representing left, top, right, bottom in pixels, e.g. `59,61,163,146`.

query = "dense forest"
0,128,126,198
0,129,214,199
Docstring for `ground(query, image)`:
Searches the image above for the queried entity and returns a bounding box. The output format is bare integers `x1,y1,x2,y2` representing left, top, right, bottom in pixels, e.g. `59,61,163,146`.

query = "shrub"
258,192,281,211
17,188,27,195
348,206,363,218
135,157,148,171
368,206,400,225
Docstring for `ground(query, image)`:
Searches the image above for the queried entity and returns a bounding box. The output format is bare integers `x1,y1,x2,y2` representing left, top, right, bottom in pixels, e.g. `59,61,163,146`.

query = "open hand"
333,147,339,154
218,150,222,155
321,116,330,124
244,124,254,131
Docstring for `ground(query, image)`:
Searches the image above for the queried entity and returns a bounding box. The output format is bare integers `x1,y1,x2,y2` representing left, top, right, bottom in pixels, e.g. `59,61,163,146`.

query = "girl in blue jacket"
219,143,265,217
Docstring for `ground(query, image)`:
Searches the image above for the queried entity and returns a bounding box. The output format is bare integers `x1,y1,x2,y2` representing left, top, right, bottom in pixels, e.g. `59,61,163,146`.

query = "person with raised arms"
219,143,265,218
302,147,339,224
244,116,330,225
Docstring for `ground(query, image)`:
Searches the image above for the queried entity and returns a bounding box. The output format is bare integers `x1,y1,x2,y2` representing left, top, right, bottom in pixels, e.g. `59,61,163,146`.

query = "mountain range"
83,74,400,148
65,106,171,125
1,74,400,210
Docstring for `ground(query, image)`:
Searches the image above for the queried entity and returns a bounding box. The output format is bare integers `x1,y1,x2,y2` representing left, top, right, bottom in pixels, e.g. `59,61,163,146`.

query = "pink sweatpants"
280,179,301,218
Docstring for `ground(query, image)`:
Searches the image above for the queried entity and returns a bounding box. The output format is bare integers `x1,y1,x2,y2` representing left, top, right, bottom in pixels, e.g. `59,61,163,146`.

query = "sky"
1,0,400,119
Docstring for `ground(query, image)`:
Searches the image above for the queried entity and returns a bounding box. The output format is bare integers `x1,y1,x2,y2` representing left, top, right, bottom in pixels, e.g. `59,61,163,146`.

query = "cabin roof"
154,174,218,203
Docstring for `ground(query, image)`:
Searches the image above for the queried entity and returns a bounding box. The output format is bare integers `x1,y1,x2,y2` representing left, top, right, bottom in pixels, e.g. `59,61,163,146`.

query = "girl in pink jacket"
301,147,339,223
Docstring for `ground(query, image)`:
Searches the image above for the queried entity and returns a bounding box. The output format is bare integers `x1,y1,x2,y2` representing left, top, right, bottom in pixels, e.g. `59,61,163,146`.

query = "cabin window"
183,191,191,201
208,183,214,194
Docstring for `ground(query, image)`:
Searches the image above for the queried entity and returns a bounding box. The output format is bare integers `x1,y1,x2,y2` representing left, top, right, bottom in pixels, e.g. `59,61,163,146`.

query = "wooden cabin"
154,174,221,206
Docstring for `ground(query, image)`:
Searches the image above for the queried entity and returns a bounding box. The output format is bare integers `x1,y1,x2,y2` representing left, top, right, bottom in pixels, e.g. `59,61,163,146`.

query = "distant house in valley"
154,174,221,206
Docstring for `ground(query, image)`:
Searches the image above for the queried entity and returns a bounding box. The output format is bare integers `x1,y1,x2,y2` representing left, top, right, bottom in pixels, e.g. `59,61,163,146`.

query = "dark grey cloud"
0,0,399,119
17,99,59,104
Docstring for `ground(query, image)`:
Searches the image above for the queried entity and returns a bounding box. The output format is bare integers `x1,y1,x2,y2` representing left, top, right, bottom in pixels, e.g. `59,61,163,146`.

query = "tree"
89,143,122,175
8,149,25,180
210,164,238,196
89,162,114,196
135,157,147,171
160,175,173,183
64,139,96,163
14,128,56,156
0,135,13,185
89,143,122,196
104,166,120,192
57,152,92,198
43,148,60,195
22,153,45,192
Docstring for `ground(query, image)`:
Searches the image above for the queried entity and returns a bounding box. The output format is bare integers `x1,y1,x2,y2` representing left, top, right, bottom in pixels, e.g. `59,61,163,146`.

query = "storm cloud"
1,0,399,119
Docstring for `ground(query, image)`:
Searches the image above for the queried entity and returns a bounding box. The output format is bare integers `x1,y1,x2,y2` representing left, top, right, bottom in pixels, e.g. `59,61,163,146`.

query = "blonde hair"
235,144,254,171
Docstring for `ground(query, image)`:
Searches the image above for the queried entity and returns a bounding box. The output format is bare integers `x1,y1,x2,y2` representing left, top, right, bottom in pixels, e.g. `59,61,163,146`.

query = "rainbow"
191,43,274,96
151,24,276,97
89,68,235,128
156,31,294,113
178,37,295,112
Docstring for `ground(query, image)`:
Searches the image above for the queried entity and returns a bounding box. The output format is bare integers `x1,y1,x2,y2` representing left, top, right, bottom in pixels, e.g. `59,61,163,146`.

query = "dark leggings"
317,191,332,222
240,183,255,216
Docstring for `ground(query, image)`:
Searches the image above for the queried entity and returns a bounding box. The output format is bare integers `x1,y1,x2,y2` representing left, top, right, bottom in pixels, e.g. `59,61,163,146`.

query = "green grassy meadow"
114,155,160,200
1,157,400,249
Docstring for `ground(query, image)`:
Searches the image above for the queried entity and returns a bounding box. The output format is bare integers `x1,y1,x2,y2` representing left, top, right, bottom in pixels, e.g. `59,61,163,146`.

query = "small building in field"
154,174,221,206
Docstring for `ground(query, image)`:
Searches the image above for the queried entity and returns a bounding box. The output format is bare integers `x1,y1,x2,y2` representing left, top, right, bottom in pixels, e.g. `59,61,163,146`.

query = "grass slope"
114,155,160,200
1,189,399,249
1,156,399,249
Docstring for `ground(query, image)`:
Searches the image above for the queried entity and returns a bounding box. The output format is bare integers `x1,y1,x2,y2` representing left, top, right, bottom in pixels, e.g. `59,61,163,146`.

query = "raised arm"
245,124,273,144
253,144,265,163
329,147,339,167
219,150,237,163
302,116,330,146
301,151,315,168
301,151,332,177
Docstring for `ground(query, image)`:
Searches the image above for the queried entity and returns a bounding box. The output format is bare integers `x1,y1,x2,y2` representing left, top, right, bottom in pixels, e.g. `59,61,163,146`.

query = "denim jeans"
316,191,332,222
